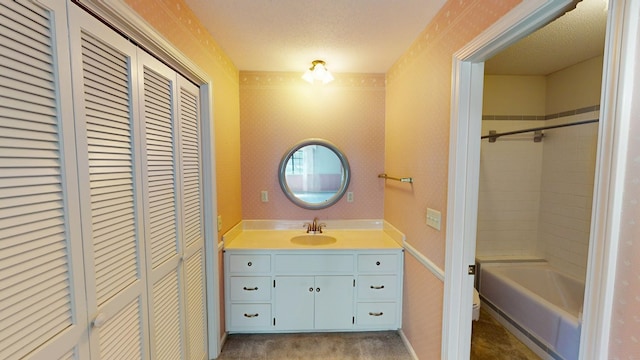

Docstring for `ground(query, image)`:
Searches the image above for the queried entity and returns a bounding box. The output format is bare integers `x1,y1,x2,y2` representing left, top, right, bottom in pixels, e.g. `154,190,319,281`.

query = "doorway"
471,1,605,358
443,0,634,359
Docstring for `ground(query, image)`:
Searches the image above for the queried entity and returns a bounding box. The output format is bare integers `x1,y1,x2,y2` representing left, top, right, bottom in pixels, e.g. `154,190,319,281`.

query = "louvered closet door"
137,51,207,360
68,5,149,360
177,75,207,360
136,50,185,360
0,1,90,359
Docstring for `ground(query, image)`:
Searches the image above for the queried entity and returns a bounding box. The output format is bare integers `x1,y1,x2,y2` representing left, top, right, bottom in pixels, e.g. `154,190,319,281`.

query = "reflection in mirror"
278,139,350,210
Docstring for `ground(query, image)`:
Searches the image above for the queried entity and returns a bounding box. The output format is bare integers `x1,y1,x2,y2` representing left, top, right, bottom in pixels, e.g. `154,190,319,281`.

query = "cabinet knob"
370,285,385,290
376,261,381,266
309,287,314,292
247,261,252,266
316,287,320,292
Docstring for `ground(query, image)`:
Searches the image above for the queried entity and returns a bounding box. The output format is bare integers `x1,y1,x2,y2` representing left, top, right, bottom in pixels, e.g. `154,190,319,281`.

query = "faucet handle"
317,223,327,233
303,222,311,233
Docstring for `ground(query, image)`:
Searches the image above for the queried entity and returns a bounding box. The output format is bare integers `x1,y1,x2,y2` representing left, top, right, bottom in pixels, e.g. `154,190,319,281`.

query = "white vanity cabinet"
224,249,403,333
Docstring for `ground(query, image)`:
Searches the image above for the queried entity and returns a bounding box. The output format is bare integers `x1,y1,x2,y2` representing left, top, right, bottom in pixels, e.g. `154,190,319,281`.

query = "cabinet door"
69,6,149,359
274,276,315,330
274,276,354,331
314,276,354,330
0,1,89,359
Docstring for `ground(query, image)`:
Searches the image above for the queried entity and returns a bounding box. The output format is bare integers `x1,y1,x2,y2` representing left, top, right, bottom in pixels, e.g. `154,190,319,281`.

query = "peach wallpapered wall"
124,0,243,240
608,17,640,357
385,0,521,358
239,72,385,220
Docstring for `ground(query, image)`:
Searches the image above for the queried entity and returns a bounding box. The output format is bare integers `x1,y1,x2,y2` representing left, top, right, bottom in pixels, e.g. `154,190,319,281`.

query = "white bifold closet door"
0,1,90,359
68,4,206,360
68,4,150,359
137,51,206,360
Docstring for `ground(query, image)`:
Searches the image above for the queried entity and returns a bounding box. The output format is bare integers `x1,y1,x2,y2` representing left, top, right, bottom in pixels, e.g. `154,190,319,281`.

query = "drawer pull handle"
243,313,259,318
376,261,381,266
368,312,384,317
370,285,385,290
243,286,258,291
247,261,252,266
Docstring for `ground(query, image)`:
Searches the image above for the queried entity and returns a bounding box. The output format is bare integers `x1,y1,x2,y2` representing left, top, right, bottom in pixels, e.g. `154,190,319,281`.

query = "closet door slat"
80,31,139,306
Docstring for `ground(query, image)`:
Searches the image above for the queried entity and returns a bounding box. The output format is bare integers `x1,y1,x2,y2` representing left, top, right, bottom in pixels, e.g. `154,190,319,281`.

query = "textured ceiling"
182,0,447,73
182,0,607,76
485,0,607,75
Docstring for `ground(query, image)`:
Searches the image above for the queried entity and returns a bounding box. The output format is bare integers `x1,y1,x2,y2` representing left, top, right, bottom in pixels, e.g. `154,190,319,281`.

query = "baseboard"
398,329,419,360
218,332,227,356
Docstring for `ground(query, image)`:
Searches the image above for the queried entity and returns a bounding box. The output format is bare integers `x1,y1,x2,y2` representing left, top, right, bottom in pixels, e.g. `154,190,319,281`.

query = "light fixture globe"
302,60,334,84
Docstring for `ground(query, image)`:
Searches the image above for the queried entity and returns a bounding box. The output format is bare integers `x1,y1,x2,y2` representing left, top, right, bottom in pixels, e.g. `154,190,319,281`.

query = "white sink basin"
290,234,337,246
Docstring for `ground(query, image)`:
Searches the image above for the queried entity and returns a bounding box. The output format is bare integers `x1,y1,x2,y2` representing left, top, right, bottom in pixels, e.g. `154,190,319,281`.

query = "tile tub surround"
477,109,599,280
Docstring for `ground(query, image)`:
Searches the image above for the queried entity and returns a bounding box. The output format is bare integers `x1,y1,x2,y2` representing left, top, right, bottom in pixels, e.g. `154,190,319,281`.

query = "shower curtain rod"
481,118,599,141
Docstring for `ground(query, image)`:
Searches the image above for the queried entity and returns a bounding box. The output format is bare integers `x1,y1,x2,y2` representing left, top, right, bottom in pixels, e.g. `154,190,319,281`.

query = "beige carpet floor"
217,309,540,360
216,331,413,360
471,308,541,360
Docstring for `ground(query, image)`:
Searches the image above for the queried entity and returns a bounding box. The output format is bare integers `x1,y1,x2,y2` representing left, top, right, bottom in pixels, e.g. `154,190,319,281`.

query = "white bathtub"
479,262,584,360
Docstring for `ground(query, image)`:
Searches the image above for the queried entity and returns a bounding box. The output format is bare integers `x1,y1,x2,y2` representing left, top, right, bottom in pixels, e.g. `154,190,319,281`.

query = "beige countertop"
224,229,402,250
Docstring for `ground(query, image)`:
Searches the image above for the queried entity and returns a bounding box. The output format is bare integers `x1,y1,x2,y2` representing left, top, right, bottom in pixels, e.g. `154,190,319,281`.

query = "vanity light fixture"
302,60,334,84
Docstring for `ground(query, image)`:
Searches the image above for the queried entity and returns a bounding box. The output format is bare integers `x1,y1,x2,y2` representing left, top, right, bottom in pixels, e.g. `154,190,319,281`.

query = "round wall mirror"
278,139,350,210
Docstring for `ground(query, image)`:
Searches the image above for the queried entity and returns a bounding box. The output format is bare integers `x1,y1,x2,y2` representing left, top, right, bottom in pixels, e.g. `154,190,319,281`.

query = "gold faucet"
304,217,326,234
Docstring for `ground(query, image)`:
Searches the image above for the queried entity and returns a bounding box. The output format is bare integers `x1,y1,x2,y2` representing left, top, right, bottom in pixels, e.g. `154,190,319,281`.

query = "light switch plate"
426,208,441,231
346,191,354,202
261,191,269,202
217,215,222,232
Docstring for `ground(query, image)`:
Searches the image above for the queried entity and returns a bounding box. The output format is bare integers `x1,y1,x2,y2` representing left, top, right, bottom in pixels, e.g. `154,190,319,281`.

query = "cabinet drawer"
230,276,271,301
228,254,270,273
275,254,353,273
356,302,397,327
357,275,397,300
230,303,272,329
357,254,398,273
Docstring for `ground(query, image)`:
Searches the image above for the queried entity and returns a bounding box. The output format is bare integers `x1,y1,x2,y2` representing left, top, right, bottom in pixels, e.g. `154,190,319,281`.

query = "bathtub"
479,261,584,360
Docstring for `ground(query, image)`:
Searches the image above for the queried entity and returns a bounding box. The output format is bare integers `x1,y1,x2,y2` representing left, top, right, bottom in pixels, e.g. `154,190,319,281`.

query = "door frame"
73,0,221,358
443,0,637,358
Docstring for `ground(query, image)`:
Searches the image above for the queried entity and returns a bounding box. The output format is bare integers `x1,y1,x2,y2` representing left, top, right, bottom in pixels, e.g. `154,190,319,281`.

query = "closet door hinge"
468,264,476,275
